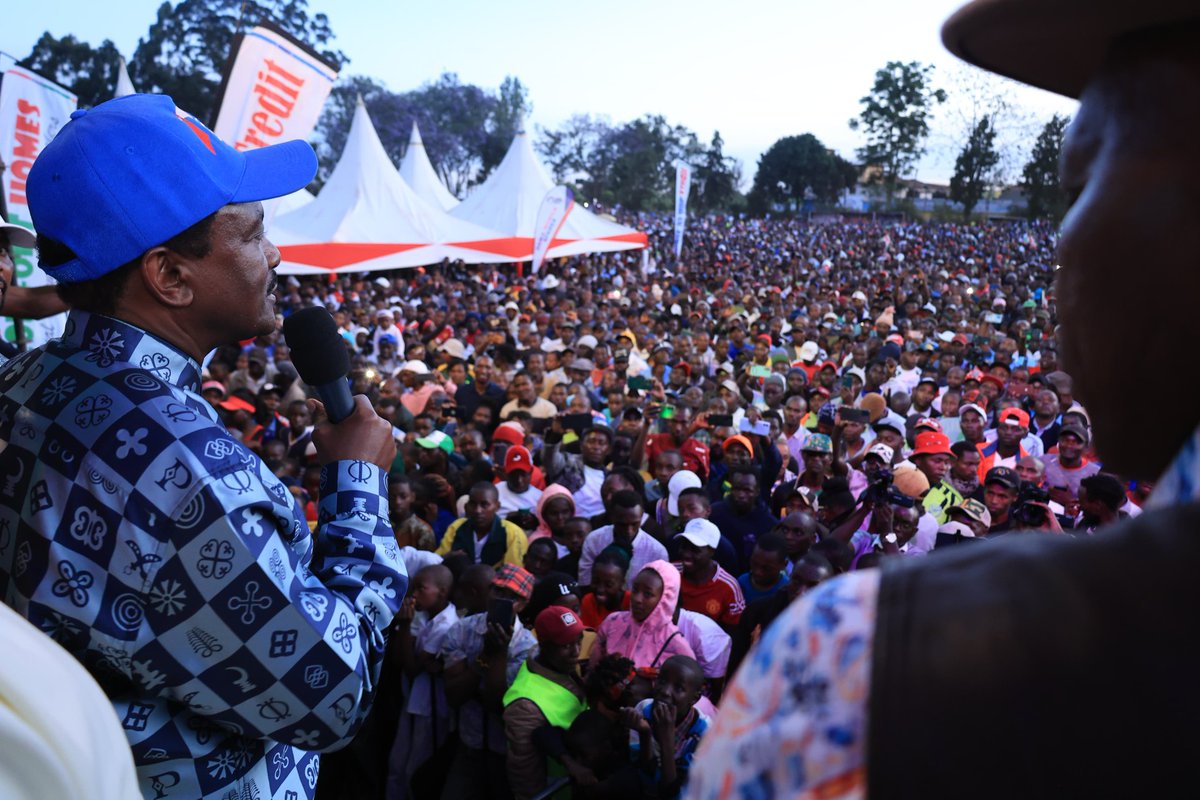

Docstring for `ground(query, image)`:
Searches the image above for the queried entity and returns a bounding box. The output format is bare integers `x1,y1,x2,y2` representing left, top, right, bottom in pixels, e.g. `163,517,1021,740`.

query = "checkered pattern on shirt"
0,310,407,800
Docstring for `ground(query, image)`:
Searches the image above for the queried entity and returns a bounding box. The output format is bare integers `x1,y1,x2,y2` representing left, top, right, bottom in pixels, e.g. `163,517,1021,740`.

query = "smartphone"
627,376,654,391
660,406,676,420
739,418,770,436
749,365,772,379
487,597,515,628
839,407,870,424
564,413,593,432
708,413,734,428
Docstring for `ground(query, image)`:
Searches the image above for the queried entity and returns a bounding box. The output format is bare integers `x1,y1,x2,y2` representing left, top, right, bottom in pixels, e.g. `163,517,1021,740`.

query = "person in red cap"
976,406,1032,482
496,445,544,517
502,606,587,799
910,430,963,524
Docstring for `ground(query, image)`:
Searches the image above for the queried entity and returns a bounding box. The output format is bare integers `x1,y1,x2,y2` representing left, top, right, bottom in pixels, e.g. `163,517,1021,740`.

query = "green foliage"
17,33,125,108
1021,114,1071,222
949,114,999,219
748,133,857,214
849,61,947,207
17,0,345,121
536,115,730,212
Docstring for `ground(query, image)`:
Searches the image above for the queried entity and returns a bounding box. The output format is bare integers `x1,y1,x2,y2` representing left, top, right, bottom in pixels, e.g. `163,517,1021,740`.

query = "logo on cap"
560,611,578,626
174,107,215,154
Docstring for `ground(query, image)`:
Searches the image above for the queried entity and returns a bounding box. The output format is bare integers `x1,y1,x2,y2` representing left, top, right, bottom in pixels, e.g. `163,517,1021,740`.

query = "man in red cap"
976,406,1031,481
496,445,544,516
502,606,587,799
911,430,963,524
690,4,1200,799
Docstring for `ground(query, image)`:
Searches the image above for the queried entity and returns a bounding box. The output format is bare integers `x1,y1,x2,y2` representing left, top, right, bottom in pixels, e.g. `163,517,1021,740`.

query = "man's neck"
685,562,718,585
1059,455,1082,468
997,443,1019,458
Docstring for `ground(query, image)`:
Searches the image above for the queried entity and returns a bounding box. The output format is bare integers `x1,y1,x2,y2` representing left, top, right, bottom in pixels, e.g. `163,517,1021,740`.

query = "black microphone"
283,306,355,423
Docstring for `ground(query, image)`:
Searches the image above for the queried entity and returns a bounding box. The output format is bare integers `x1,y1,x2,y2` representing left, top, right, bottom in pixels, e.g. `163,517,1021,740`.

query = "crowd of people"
153,210,1132,799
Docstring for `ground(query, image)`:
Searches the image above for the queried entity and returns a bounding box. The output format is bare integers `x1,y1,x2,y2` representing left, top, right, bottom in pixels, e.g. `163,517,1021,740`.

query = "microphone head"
282,306,351,386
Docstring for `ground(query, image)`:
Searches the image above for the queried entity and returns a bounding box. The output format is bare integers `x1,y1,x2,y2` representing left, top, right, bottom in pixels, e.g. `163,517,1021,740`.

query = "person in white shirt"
578,491,668,588
496,446,543,516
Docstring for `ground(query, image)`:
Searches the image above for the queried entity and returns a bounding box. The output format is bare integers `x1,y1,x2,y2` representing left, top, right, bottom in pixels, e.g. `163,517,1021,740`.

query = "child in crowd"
590,561,695,671
580,548,631,628
532,484,576,544
737,532,790,603
622,655,710,798
435,482,529,567
555,517,592,580
522,537,559,581
390,474,437,551
386,564,457,799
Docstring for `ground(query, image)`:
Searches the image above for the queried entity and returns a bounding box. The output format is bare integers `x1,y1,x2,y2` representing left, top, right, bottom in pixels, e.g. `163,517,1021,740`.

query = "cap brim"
941,0,1199,98
667,494,680,516
674,530,717,549
233,139,318,203
0,221,36,250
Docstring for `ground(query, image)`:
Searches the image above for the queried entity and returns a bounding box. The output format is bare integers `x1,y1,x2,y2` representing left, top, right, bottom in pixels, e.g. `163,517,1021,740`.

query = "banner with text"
531,186,574,274
673,160,691,261
212,26,338,153
0,66,77,347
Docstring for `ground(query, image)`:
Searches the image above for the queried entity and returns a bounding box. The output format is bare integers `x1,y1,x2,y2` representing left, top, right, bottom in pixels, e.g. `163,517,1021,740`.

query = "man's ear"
138,246,195,308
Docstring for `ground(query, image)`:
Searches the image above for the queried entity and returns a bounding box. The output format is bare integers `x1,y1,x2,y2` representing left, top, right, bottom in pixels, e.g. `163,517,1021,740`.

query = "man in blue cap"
0,95,406,799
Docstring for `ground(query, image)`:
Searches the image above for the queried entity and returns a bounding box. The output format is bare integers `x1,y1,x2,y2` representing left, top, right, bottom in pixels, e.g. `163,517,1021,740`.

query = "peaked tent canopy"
399,121,459,211
272,99,518,274
449,130,647,261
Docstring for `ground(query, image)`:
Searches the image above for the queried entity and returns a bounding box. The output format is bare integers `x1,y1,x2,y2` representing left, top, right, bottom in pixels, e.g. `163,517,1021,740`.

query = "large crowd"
174,213,1132,799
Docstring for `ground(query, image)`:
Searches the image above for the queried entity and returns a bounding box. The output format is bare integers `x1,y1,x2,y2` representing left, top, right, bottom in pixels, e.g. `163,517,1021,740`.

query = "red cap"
757,333,773,345
492,422,525,447
999,407,1030,428
912,431,954,458
981,374,1006,389
722,434,754,455
218,396,256,414
535,605,585,645
504,445,533,473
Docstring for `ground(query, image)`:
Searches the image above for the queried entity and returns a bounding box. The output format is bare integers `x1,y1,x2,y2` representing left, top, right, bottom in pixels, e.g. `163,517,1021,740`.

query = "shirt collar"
62,309,203,392
1147,426,1200,510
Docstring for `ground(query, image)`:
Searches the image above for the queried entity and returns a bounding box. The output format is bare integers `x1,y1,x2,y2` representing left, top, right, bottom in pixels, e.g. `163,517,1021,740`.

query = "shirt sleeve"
684,571,879,800
133,448,407,753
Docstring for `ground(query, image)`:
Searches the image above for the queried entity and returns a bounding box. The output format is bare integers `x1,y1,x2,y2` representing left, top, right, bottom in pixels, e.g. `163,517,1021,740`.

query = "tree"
949,115,1000,219
849,61,947,207
748,133,858,214
536,114,607,184
479,76,531,181
129,0,348,124
692,131,743,212
18,33,125,108
1021,114,1071,222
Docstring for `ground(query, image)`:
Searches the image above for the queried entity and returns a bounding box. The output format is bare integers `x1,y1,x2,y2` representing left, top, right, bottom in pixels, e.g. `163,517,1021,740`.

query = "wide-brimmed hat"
942,0,1199,98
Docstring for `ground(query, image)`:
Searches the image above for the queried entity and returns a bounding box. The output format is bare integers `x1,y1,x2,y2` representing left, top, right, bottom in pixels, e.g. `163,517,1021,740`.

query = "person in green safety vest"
503,605,588,800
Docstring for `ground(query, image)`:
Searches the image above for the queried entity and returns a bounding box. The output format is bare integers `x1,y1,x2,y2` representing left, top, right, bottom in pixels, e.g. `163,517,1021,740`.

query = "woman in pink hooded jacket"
590,560,695,671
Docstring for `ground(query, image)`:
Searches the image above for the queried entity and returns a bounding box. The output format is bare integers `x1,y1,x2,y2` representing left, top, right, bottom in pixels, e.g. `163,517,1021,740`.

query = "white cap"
576,334,598,350
401,359,430,375
938,521,976,538
542,275,560,290
676,518,721,549
851,290,867,301
799,341,819,361
865,442,894,463
666,470,702,516
440,338,465,359
960,403,987,419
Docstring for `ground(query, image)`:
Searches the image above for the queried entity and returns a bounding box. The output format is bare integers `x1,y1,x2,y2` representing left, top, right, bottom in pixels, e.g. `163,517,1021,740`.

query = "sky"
3,0,1077,187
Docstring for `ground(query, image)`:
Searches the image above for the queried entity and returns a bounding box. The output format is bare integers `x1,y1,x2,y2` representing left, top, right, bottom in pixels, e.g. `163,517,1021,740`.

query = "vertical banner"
673,160,691,261
530,186,574,275
0,66,78,347
212,25,338,152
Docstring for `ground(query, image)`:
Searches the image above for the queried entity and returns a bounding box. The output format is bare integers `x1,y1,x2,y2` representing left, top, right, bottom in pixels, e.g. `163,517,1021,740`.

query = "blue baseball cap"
27,94,317,283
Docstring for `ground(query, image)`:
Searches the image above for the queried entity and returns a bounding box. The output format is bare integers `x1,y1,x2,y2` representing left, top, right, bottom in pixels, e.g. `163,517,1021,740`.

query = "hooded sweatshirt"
531,484,575,545
590,560,695,670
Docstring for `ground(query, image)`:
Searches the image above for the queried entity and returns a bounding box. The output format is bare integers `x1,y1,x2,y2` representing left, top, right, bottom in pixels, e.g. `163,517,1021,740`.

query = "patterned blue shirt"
0,310,407,800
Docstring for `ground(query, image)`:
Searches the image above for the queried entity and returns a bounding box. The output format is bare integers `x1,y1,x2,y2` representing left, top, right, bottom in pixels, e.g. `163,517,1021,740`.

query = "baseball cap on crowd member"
201,380,227,398
415,430,454,455
799,341,820,362
1059,420,1090,444
865,442,895,463
912,431,954,458
960,402,988,420
535,606,585,645
803,433,833,454
949,498,992,528
676,518,721,549
401,360,431,375
504,445,533,473
492,422,526,447
859,393,888,423
893,465,931,499
218,396,256,414
575,335,599,351
493,563,535,602
984,466,1020,491
998,407,1030,429
666,470,702,516
722,435,755,456
0,219,35,250
26,94,317,283
440,339,466,359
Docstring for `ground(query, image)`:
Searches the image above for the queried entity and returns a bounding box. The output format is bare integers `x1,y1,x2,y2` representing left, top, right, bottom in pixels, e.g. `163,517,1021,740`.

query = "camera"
1013,482,1051,528
864,467,894,505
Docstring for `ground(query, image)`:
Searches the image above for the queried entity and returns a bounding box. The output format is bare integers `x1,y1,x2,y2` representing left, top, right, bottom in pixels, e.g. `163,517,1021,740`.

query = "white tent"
449,129,646,261
399,121,459,211
272,99,519,274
